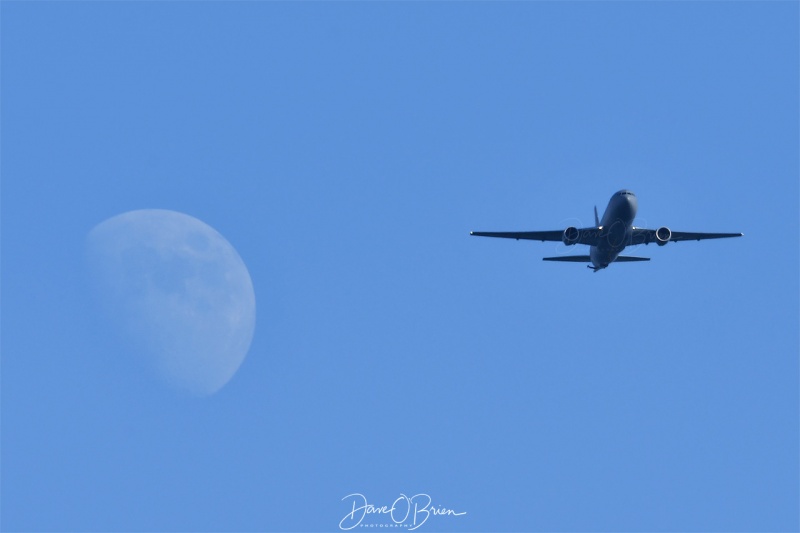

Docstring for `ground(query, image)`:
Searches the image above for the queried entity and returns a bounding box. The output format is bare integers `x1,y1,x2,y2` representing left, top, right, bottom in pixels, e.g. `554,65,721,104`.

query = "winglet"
594,206,600,227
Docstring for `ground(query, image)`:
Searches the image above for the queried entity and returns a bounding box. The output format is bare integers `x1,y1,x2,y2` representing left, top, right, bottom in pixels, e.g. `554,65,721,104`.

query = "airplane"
470,189,743,272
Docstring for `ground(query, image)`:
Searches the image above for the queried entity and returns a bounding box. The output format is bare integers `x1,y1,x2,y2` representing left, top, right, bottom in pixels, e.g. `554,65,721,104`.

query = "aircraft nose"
618,194,637,219
625,195,637,217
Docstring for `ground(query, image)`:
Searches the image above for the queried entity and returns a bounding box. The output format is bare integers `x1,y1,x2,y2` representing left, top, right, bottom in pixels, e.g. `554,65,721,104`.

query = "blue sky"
2,2,798,532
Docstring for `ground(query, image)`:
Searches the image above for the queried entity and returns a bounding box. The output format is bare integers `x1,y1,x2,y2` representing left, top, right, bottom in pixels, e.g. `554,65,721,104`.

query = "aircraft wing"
470,230,562,241
470,227,600,246
631,228,743,245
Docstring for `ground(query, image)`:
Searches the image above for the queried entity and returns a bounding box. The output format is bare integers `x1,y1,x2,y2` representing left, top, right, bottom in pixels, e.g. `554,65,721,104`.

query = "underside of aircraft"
471,190,743,272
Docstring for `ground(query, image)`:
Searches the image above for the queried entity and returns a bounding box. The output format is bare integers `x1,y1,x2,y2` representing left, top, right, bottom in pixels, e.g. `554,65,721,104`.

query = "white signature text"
339,493,466,531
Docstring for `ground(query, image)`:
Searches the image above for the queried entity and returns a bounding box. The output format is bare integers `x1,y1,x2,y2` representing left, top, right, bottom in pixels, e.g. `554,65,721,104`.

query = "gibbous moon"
86,209,256,396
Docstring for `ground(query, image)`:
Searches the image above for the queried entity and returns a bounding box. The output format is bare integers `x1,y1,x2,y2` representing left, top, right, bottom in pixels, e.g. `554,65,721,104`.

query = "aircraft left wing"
631,228,743,245
470,227,600,246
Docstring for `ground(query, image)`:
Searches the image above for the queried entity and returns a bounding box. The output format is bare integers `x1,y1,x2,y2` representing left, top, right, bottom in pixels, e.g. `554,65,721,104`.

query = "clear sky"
2,2,798,532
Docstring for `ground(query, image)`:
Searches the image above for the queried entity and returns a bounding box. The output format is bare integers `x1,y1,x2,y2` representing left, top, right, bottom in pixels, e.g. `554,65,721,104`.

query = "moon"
85,209,256,396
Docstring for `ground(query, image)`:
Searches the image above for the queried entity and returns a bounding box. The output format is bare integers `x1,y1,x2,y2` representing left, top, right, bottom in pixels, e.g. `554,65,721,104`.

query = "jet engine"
562,226,580,246
655,226,671,246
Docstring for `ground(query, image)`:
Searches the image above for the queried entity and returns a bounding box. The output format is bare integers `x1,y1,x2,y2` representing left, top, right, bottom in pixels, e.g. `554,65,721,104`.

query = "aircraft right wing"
469,230,563,241
470,227,600,246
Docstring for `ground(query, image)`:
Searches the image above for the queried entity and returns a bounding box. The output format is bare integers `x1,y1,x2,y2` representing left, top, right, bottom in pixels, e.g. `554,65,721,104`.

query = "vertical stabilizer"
594,206,600,227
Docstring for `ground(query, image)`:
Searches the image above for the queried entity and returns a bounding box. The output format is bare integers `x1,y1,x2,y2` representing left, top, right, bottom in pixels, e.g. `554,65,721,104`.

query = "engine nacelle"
655,226,671,246
562,226,580,246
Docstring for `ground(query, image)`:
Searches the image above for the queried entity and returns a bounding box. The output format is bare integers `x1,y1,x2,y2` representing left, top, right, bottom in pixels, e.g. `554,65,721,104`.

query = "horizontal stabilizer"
543,255,591,262
543,255,651,264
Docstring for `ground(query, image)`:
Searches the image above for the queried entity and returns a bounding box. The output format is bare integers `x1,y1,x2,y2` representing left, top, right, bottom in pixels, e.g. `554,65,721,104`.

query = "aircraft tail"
543,255,591,262
543,255,650,264
594,205,600,227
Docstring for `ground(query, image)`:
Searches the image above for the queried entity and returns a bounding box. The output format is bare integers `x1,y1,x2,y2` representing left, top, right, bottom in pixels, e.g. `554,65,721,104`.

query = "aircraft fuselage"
590,190,638,270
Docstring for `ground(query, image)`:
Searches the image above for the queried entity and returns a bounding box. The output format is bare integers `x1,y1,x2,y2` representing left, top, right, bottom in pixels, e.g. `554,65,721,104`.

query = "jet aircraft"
470,190,742,271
